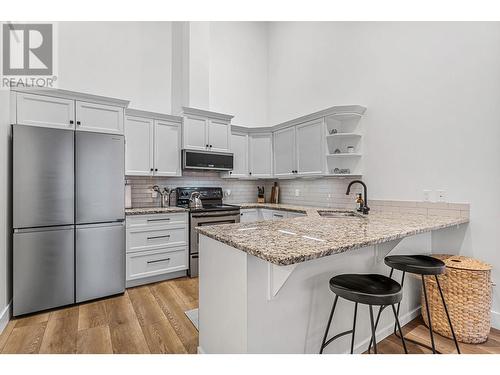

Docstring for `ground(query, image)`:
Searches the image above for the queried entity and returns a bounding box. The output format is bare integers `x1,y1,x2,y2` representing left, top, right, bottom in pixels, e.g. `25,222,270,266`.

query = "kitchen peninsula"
196,204,469,354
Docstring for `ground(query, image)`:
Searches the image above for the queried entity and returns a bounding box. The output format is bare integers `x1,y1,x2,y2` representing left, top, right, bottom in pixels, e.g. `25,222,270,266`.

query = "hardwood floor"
1,275,499,354
0,276,199,354
373,316,500,354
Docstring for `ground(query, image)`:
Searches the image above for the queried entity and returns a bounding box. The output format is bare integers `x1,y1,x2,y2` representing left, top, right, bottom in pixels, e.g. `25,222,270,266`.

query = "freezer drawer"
13,125,74,228
13,226,75,316
76,222,125,303
76,132,125,224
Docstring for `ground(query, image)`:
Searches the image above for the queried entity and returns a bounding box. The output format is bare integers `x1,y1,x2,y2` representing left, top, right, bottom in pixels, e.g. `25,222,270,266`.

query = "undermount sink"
317,210,365,218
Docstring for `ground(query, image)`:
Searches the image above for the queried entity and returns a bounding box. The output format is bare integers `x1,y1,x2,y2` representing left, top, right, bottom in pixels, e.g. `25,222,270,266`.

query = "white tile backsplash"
127,172,361,209
127,172,470,220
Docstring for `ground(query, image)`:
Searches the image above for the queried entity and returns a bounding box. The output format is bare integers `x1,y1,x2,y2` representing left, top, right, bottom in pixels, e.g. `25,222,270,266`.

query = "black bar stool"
369,255,461,354
320,273,408,354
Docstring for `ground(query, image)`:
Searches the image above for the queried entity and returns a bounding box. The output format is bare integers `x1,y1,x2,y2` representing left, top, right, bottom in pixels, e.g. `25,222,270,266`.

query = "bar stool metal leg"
350,303,358,354
435,275,461,354
320,295,339,354
393,271,405,334
421,275,437,354
391,304,408,354
369,305,377,354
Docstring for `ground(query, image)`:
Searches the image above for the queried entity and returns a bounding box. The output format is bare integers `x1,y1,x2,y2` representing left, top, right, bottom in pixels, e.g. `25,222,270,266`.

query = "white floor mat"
184,308,199,330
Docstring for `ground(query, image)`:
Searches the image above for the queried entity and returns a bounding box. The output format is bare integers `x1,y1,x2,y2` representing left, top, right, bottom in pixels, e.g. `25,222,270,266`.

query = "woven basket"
421,255,492,344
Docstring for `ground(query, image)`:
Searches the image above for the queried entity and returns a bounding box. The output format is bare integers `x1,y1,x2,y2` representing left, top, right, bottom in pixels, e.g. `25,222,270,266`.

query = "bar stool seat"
320,273,407,354
384,255,446,275
330,274,403,306
370,254,461,354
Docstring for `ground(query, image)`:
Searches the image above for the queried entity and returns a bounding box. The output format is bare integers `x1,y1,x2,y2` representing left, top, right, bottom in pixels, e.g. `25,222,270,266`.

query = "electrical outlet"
423,190,431,202
295,189,300,197
151,190,158,198
436,189,447,202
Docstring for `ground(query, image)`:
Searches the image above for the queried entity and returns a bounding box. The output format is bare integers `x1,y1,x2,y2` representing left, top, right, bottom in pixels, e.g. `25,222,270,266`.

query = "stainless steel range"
176,187,240,277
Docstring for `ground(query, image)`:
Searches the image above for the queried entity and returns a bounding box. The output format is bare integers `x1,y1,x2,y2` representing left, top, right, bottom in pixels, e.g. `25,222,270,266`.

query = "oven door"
189,210,240,277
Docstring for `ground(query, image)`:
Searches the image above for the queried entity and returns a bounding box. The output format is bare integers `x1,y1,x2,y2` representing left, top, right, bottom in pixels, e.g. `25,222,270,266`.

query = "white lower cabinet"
126,213,188,287
240,208,259,223
240,208,306,223
126,247,188,282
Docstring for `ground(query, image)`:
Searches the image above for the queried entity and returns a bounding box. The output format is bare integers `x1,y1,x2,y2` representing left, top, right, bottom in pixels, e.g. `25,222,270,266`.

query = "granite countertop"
125,207,188,215
196,205,469,266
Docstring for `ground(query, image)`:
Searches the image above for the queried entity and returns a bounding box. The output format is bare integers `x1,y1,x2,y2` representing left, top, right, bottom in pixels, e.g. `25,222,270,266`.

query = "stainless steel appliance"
176,187,240,277
182,149,233,171
13,125,125,316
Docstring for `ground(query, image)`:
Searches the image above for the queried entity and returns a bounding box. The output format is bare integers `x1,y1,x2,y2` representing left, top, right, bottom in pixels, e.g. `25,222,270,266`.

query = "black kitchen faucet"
346,180,370,214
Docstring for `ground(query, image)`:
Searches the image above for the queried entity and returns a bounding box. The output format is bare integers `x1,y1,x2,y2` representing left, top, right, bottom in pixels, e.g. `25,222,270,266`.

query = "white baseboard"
0,301,12,335
351,306,421,354
491,310,500,330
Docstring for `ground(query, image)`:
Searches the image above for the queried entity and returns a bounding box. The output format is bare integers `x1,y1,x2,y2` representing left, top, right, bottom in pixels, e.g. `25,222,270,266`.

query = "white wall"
267,22,500,321
209,22,268,127
58,21,173,113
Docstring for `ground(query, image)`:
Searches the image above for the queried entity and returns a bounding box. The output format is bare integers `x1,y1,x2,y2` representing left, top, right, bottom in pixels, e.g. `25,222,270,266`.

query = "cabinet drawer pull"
147,257,171,264
146,218,171,222
274,214,284,217
147,235,171,240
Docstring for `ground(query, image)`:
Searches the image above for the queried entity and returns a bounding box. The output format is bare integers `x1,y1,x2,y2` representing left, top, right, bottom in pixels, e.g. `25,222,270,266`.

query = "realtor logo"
2,23,53,75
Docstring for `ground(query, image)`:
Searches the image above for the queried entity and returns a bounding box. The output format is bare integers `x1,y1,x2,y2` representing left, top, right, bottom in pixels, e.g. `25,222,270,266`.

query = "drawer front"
126,213,187,228
271,210,287,220
126,247,187,281
127,226,187,253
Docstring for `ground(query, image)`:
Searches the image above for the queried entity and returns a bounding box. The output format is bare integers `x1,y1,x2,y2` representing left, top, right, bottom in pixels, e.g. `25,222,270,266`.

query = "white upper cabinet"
183,115,208,151
296,119,325,176
228,132,248,178
16,92,75,130
249,133,273,178
273,127,296,177
125,116,154,176
13,89,129,134
154,120,181,176
76,101,124,134
125,109,182,177
208,119,230,152
182,107,233,153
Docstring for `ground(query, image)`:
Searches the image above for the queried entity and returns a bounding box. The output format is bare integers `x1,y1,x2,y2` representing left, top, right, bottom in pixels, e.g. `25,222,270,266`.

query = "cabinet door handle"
206,144,209,148
76,121,81,126
147,234,171,240
209,145,212,148
147,257,171,264
147,218,170,222
69,120,74,124
155,168,158,172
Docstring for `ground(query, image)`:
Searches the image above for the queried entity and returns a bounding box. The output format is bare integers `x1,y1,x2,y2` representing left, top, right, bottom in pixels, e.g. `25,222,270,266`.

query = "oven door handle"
191,212,241,218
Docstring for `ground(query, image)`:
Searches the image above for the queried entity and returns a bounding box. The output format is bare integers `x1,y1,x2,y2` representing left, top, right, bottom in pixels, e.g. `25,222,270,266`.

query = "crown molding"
11,87,130,108
126,108,182,123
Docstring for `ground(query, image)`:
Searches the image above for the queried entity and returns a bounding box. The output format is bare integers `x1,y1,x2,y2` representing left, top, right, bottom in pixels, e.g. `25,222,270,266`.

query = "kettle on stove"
189,191,203,209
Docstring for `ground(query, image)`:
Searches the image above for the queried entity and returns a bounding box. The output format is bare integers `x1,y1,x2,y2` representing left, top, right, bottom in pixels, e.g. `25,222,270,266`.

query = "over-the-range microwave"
182,149,234,171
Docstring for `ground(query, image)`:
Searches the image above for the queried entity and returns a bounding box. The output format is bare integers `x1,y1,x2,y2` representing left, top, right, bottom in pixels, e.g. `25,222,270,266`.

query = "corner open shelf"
325,113,363,176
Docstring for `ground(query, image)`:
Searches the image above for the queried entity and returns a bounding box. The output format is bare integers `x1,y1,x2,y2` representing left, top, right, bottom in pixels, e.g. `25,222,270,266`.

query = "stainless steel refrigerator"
13,125,125,316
